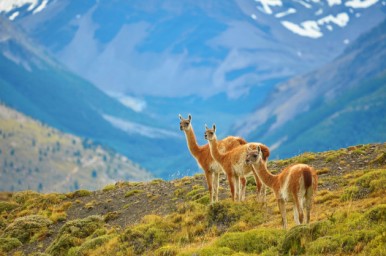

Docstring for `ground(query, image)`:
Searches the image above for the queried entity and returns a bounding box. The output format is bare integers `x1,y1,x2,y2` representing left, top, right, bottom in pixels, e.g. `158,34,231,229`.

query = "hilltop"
0,143,385,255
0,104,153,192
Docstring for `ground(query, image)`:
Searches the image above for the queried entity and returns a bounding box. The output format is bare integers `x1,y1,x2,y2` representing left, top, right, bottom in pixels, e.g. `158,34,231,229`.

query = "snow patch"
251,13,257,20
327,0,342,7
282,13,349,39
318,13,350,27
33,0,48,14
345,0,379,8
275,8,296,18
9,11,19,20
294,0,312,8
256,0,283,15
281,20,323,38
0,0,49,16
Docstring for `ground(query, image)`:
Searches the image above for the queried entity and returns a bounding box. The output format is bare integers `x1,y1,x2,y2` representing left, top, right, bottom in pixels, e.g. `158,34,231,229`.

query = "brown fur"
246,150,318,229
303,169,313,189
179,114,246,203
204,125,268,202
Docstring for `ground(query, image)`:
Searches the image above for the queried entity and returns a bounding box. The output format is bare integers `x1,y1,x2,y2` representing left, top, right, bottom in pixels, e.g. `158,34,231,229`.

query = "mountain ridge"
234,17,386,158
0,103,153,193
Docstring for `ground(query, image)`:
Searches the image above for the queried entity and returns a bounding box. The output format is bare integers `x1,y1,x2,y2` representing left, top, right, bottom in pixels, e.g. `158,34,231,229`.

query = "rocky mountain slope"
0,104,153,192
0,142,385,255
235,17,386,158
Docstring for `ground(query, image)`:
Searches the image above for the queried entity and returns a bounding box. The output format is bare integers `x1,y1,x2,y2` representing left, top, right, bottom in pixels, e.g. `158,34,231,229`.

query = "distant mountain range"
0,104,153,192
234,18,386,158
0,17,184,178
1,0,385,99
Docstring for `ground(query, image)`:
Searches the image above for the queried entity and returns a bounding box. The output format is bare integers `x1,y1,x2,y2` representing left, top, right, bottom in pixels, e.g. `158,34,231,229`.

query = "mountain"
234,18,386,158
0,0,385,177
0,104,153,192
0,16,184,178
0,143,385,255
1,0,385,99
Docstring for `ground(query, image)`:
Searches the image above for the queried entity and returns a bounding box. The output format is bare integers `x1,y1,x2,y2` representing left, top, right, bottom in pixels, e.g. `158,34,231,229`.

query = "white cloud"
103,115,179,139
106,92,147,112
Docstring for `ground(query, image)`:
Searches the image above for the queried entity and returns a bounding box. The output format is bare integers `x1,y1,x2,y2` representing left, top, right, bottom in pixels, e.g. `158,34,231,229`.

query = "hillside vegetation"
0,104,152,192
0,142,385,255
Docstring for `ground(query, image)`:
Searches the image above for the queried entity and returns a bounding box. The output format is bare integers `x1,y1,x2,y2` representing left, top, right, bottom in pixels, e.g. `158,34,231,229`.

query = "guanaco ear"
188,114,192,121
212,124,216,132
179,114,183,120
205,124,209,130
257,145,261,154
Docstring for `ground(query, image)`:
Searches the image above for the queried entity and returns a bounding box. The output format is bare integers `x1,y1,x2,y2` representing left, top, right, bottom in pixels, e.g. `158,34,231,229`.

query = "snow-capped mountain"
1,0,385,100
0,0,385,177
251,0,385,39
233,18,386,157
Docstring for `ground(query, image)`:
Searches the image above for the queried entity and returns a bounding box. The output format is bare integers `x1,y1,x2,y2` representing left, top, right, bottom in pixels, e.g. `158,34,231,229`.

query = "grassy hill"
0,143,385,255
0,104,153,193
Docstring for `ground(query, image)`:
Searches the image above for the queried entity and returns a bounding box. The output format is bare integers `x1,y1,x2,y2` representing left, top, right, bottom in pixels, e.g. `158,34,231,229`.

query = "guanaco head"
204,124,217,141
179,114,192,131
246,144,262,165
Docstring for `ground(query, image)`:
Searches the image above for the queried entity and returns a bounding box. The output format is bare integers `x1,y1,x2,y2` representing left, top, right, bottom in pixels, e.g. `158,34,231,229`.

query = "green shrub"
12,190,40,204
0,201,19,212
67,190,92,198
102,184,116,192
154,245,179,256
281,221,331,255
361,234,386,256
0,237,22,252
195,194,210,205
4,215,52,243
339,230,377,253
340,186,361,201
307,236,340,254
364,204,386,223
179,247,234,256
104,211,121,222
125,190,143,197
46,215,105,256
355,169,386,193
122,215,176,255
216,228,285,254
67,234,114,256
207,202,239,231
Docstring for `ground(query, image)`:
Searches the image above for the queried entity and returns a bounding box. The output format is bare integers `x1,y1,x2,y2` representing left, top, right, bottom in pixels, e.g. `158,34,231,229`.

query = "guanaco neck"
183,126,202,158
208,137,225,163
253,162,278,189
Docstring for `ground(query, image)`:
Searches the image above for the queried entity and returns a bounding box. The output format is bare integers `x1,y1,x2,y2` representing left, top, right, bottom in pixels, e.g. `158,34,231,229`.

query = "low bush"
4,215,52,243
0,237,22,252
